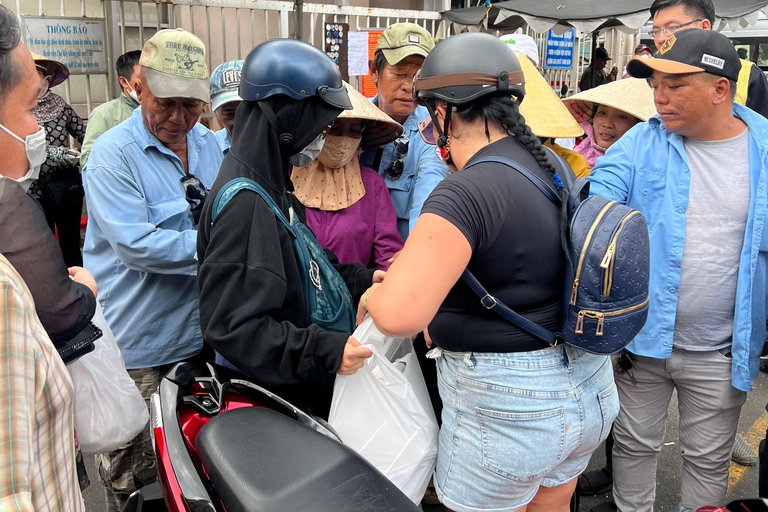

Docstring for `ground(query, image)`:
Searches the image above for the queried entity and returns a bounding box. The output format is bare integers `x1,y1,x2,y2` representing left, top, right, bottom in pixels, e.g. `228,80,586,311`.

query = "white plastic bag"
329,316,439,504
67,302,149,455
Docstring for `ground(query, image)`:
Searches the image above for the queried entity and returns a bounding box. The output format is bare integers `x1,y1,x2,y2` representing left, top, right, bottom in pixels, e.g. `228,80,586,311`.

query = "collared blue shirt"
214,128,232,156
589,103,768,391
360,102,449,240
83,107,223,369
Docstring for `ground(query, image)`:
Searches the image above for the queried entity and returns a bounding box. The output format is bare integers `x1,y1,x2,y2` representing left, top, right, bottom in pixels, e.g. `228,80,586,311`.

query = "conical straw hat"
338,81,403,148
30,51,70,87
563,78,656,122
517,54,583,139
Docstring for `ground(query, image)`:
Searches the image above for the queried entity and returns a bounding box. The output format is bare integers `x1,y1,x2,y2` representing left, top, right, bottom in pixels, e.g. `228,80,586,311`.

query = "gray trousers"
612,348,747,512
99,366,170,512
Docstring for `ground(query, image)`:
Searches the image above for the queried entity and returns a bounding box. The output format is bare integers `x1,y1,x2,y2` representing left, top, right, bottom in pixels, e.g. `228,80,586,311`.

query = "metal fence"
4,0,635,116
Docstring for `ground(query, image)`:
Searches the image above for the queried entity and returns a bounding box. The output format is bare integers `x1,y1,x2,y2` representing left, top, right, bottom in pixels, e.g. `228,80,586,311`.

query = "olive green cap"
376,23,434,66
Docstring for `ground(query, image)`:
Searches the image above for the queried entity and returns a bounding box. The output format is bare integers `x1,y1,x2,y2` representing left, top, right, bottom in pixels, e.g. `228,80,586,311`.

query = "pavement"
82,371,768,512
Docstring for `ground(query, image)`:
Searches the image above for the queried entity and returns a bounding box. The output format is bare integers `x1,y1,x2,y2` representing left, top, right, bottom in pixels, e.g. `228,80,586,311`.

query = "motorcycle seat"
195,407,420,512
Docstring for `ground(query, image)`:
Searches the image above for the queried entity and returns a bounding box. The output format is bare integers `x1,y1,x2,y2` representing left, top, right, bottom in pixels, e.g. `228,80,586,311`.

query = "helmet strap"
425,101,453,149
257,101,294,147
426,101,455,166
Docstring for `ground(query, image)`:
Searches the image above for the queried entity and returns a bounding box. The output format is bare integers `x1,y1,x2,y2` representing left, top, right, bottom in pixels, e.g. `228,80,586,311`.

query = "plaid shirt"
0,254,84,512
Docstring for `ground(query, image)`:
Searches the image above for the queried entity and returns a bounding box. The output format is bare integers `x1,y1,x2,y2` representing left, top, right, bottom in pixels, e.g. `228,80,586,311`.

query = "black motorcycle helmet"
412,32,526,148
239,38,352,147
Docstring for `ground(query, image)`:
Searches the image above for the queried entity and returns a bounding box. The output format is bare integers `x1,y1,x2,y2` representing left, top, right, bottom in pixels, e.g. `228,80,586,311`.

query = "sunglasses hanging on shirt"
382,135,409,180
180,174,209,225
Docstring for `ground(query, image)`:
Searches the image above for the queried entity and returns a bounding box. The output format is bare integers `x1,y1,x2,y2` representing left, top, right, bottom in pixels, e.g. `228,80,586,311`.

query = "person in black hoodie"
197,39,378,418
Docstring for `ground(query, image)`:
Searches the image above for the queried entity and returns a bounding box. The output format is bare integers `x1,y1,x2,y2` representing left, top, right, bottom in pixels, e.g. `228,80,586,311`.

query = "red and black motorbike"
122,361,420,512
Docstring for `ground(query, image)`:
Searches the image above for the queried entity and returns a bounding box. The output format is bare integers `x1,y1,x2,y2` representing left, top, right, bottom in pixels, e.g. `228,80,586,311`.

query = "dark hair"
0,5,22,109
373,49,388,76
649,0,715,24
116,50,142,81
453,94,567,205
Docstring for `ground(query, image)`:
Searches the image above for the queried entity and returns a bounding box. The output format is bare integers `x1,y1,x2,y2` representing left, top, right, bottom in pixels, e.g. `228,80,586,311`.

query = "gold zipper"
600,211,642,296
570,201,616,305
573,297,650,336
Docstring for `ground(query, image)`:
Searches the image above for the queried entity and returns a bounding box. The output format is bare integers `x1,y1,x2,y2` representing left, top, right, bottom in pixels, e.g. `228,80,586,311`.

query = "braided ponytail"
455,94,568,204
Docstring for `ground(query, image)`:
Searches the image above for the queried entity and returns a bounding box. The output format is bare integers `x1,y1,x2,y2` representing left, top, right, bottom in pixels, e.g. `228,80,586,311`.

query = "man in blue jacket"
588,29,768,511
360,23,449,240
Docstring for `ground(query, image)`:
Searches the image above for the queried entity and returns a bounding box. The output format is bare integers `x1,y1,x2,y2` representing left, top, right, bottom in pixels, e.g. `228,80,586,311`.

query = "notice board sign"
325,22,349,82
21,16,107,74
360,29,384,98
544,28,575,70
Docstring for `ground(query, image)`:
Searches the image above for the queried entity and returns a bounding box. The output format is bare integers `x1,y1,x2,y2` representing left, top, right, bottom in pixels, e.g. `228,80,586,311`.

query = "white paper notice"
347,31,369,76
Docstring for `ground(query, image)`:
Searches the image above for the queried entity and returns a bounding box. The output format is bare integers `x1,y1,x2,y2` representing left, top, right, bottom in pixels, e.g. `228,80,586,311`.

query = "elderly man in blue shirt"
588,29,768,512
360,23,449,240
83,28,222,512
210,59,243,156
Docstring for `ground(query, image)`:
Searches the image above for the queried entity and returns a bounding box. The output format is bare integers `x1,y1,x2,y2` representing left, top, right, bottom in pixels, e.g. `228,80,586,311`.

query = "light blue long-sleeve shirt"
83,107,223,369
360,103,449,240
214,128,232,156
588,103,768,392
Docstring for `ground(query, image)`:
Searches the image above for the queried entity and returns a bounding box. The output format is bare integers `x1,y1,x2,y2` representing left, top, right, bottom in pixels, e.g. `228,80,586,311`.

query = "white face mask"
0,123,46,191
289,132,326,167
126,84,139,102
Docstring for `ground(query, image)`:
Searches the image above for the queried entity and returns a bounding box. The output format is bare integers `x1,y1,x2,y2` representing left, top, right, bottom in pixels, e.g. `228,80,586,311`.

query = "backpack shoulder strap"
211,177,292,233
461,269,559,346
466,156,561,207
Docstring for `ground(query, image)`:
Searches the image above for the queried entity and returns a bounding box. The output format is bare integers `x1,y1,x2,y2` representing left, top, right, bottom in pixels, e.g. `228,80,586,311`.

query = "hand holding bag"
67,302,149,455
329,316,439,504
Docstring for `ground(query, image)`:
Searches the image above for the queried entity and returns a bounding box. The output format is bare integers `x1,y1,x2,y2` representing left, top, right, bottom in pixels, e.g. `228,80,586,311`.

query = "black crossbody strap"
465,156,561,207
461,154,564,347
461,270,558,346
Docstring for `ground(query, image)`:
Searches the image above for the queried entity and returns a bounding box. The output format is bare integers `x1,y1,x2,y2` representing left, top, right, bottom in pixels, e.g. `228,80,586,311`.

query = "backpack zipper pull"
570,279,580,305
600,243,616,269
575,310,585,334
596,313,605,336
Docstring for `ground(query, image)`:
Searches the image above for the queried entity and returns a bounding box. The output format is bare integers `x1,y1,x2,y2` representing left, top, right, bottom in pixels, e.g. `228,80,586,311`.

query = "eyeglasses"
36,75,52,100
647,19,702,39
382,135,409,180
180,173,209,225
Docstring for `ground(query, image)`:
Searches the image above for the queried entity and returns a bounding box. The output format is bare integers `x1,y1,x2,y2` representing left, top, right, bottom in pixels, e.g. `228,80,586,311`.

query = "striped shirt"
0,254,84,512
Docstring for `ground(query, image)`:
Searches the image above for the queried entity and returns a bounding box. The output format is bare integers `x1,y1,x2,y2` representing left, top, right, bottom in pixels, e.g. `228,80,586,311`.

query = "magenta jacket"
305,166,404,270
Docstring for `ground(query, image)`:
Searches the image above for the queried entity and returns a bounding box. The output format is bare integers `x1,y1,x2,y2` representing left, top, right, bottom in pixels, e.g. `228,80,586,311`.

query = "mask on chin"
0,123,46,192
289,132,326,167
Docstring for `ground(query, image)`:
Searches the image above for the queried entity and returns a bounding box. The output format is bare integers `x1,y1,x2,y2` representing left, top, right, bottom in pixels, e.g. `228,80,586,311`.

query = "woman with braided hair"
357,32,618,512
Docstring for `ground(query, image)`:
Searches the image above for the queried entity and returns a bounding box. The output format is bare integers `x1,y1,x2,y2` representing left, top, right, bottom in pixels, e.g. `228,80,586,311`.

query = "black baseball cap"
627,29,740,82
595,47,611,60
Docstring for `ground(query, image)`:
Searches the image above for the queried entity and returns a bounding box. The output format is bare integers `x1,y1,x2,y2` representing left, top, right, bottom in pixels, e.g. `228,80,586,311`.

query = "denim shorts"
433,344,619,512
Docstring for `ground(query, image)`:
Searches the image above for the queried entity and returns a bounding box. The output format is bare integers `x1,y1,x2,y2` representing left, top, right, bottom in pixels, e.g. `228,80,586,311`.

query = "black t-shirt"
421,137,565,353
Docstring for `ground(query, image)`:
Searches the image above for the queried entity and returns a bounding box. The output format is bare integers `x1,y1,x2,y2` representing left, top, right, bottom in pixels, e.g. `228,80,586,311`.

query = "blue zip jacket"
589,103,768,392
83,107,223,369
360,103,449,240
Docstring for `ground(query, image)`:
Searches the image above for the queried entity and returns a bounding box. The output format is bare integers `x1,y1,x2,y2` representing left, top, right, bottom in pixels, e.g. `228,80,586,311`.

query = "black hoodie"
197,96,375,416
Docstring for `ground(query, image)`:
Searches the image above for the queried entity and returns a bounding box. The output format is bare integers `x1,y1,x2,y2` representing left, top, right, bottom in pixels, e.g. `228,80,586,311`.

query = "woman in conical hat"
564,78,656,169
28,52,86,268
291,82,405,270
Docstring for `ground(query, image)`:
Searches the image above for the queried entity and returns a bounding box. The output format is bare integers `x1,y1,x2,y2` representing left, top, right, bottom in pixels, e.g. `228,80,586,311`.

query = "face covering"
316,135,360,169
126,84,139,102
0,123,46,191
289,132,326,167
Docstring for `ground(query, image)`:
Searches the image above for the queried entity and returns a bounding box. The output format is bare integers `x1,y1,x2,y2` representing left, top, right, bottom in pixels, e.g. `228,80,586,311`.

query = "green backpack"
211,177,356,334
